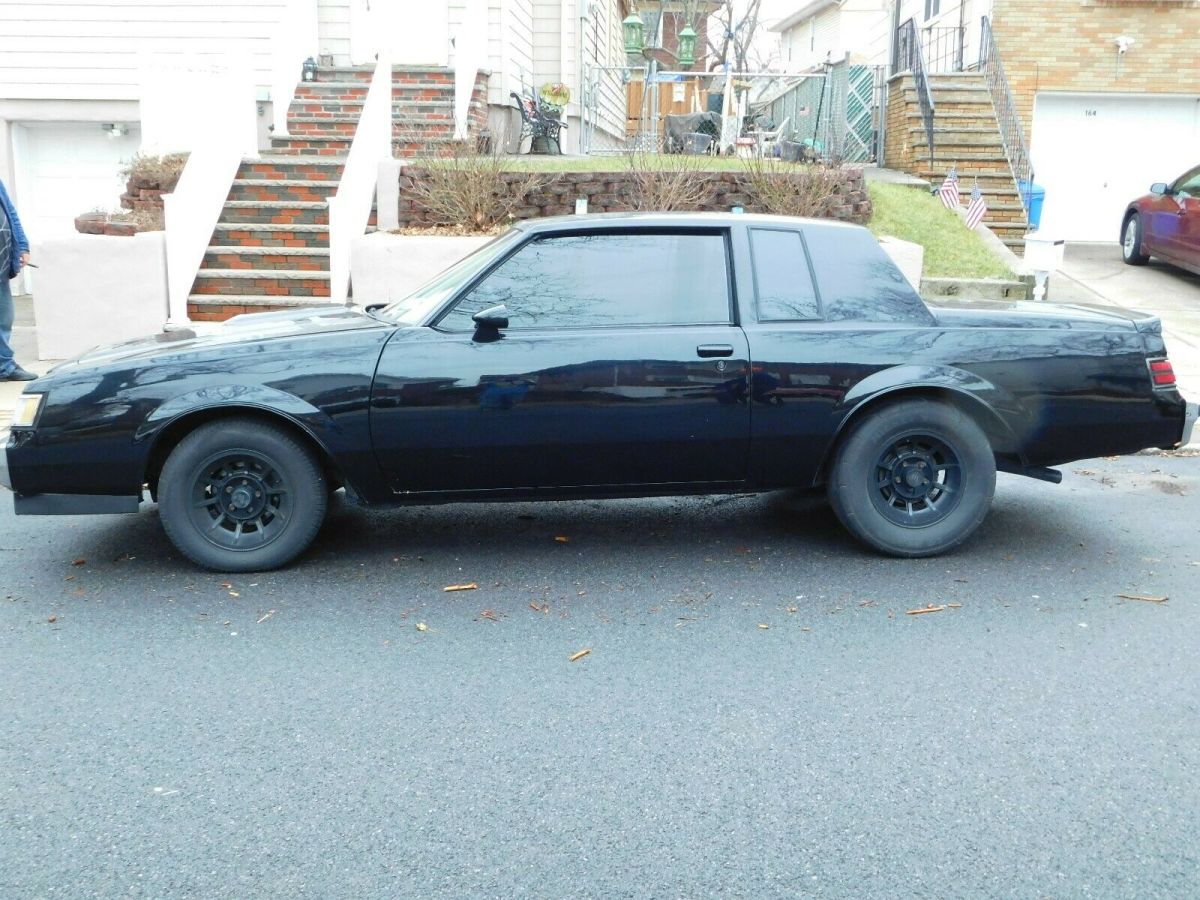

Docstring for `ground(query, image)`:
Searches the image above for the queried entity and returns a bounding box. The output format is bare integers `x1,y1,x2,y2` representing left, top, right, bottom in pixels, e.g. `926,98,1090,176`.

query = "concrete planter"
33,232,168,360
351,231,492,306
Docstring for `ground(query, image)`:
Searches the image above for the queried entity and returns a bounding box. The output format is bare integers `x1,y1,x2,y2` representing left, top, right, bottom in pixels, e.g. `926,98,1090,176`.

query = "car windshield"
378,229,525,325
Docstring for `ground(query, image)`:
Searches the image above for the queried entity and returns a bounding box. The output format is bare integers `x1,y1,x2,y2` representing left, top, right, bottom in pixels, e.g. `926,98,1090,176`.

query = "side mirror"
472,304,510,330
1150,182,1170,195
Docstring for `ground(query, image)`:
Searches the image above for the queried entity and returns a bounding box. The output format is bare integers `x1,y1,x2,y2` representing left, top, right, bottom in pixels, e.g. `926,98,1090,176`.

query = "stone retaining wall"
395,166,871,228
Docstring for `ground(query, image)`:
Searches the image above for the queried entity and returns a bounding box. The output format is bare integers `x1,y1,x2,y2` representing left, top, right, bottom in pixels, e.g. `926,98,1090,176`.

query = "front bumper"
0,432,11,491
3,431,139,514
1183,400,1199,447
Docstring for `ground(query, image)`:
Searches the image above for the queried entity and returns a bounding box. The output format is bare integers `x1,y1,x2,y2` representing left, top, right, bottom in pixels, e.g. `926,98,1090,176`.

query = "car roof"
513,211,865,235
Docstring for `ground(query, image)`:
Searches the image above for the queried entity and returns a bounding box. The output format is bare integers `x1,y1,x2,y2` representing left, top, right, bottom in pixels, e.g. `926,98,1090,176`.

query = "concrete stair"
189,66,489,321
271,65,489,158
888,72,1029,251
188,157,347,321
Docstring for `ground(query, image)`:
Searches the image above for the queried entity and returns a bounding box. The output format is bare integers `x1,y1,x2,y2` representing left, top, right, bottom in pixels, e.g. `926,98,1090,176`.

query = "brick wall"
883,75,916,173
991,0,1200,142
396,167,872,227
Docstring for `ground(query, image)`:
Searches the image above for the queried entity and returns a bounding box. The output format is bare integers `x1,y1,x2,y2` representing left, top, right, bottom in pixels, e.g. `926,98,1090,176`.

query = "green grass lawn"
867,182,1015,280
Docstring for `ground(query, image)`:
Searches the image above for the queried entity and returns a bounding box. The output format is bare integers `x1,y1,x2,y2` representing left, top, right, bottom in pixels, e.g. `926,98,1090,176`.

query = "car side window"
749,228,820,321
438,231,732,331
1173,167,1200,198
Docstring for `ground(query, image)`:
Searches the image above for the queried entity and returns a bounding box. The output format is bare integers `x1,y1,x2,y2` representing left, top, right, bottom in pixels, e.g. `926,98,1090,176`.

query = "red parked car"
1122,165,1200,274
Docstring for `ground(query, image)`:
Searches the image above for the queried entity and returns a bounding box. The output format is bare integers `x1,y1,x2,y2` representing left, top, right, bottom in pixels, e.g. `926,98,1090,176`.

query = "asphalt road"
2,453,1199,899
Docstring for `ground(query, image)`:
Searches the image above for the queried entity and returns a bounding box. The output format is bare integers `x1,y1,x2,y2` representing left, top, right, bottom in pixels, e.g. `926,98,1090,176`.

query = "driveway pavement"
1054,243,1200,396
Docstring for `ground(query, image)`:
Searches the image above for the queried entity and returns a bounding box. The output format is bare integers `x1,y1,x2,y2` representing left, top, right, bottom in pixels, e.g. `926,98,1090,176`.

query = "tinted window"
750,228,820,321
439,232,731,331
802,226,934,324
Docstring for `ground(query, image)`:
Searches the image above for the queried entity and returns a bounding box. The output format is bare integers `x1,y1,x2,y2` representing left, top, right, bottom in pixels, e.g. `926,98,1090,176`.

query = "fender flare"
812,365,1028,485
134,385,349,490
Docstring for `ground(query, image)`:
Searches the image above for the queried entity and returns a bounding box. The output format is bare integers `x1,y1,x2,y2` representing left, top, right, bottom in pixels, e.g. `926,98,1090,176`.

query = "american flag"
938,166,960,210
965,182,988,229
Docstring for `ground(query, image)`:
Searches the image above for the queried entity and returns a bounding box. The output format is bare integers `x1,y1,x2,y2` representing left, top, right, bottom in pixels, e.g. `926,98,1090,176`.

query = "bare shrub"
402,128,551,231
623,151,710,212
742,156,846,219
119,153,189,191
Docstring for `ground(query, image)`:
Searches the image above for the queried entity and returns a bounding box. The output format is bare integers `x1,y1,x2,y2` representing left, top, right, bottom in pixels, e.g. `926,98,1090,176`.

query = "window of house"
924,0,942,20
438,231,733,331
749,229,820,321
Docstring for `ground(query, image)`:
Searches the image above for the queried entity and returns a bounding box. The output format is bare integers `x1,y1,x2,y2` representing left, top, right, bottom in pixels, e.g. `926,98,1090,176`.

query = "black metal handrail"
922,26,965,74
979,16,1033,222
894,18,936,165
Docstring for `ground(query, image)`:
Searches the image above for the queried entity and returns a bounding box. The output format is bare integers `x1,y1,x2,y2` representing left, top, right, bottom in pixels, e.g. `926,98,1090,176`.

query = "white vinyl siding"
316,0,351,65
533,0,563,87
0,1,292,101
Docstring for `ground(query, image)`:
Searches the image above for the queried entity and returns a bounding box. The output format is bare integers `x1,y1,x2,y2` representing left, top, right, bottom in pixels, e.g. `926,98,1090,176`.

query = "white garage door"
1030,93,1200,242
14,122,142,241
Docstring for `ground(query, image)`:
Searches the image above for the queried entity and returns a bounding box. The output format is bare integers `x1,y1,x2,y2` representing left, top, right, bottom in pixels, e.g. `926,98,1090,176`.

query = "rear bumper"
1183,400,1199,447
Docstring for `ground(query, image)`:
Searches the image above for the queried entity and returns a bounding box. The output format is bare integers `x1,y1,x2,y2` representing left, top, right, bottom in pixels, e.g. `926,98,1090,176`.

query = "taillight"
1148,358,1176,389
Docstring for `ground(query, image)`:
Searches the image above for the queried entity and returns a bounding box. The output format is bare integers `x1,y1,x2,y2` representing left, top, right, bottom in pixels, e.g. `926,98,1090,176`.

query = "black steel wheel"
828,399,995,557
159,418,327,571
1122,213,1149,265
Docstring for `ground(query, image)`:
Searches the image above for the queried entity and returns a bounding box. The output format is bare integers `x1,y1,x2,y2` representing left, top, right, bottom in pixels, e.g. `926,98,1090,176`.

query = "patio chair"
754,116,791,158
510,92,568,155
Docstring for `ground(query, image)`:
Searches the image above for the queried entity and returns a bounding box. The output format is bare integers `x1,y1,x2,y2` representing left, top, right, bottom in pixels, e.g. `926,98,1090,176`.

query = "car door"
369,228,751,494
1166,167,1200,268
1147,168,1200,262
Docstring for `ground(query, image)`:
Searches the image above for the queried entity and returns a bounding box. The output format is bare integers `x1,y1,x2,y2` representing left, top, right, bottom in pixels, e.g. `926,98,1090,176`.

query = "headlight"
11,393,45,429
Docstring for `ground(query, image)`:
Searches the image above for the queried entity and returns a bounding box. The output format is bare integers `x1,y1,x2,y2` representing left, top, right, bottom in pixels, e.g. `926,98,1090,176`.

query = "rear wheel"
828,400,996,557
158,418,327,571
1122,213,1150,265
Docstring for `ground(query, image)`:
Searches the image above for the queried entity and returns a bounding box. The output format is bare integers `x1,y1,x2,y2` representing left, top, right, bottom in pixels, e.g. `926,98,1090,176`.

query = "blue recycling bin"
1017,181,1045,230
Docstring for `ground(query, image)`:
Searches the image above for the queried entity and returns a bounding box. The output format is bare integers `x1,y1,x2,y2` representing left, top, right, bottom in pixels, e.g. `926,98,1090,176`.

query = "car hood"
49,306,392,374
927,298,1152,332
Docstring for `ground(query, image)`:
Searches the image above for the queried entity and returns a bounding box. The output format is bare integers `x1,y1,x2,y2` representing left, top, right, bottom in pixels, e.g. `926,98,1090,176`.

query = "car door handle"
696,344,734,358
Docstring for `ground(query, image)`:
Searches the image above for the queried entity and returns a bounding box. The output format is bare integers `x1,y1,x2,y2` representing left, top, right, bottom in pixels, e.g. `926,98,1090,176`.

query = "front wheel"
828,400,996,558
1122,213,1150,265
158,418,328,571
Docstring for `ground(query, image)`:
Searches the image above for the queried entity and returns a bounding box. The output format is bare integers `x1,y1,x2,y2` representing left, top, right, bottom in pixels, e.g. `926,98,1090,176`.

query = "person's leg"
0,277,14,377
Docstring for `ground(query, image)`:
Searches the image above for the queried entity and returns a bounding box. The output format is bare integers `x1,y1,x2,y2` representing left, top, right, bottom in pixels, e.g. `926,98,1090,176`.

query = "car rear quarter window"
749,228,820,321
802,226,935,325
438,231,732,330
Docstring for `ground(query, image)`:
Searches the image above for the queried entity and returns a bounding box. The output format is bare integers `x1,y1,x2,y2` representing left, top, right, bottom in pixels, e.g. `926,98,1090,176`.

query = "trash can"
1017,181,1045,230
683,132,712,155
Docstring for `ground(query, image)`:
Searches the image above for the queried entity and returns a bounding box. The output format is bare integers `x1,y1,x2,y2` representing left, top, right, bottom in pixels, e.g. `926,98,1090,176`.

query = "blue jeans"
0,276,14,376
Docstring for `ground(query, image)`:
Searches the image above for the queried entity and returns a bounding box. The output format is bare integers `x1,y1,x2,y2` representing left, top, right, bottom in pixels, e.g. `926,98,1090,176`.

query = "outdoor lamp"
302,57,317,82
677,24,697,67
623,14,645,54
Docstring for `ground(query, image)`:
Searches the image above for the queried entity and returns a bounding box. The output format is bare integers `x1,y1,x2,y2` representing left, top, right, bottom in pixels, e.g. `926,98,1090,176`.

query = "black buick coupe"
2,213,1195,571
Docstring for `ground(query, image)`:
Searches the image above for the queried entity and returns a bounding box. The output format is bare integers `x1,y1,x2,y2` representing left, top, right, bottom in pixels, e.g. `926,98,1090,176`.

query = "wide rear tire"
828,400,996,558
158,418,327,572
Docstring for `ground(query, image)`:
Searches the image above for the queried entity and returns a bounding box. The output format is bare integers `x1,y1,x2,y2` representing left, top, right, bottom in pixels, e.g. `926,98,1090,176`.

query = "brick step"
201,246,329,271
285,119,360,136
900,111,1001,126
212,223,329,248
237,157,345,180
227,179,339,202
288,98,472,117
191,269,332,298
913,148,1010,162
314,64,485,83
269,136,354,156
395,138,473,157
917,167,1018,183
287,111,459,127
906,126,1004,143
219,200,330,225
284,120,460,141
293,82,486,103
926,74,987,84
188,296,340,322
